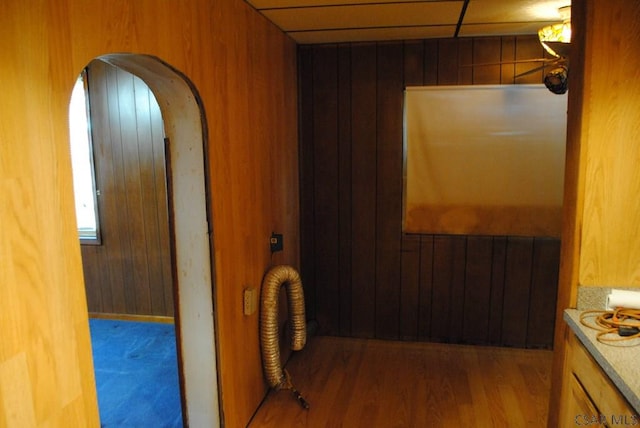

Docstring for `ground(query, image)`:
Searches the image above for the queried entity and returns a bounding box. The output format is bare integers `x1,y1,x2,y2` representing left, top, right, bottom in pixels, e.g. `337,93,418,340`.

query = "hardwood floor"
249,336,553,427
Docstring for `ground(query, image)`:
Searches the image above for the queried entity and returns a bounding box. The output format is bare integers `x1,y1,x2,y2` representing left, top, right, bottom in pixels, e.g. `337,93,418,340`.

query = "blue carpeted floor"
89,319,183,428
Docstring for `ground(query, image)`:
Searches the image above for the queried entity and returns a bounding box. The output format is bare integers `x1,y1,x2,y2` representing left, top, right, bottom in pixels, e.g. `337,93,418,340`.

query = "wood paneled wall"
1,0,298,426
577,1,640,286
299,36,561,348
81,60,174,317
549,1,640,425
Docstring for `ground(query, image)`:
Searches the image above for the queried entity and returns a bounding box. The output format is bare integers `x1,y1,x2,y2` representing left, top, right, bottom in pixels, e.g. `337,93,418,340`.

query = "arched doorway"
72,54,220,427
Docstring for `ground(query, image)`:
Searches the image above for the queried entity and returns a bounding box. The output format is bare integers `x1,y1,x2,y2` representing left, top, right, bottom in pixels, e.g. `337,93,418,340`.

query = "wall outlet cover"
270,233,283,252
243,287,257,316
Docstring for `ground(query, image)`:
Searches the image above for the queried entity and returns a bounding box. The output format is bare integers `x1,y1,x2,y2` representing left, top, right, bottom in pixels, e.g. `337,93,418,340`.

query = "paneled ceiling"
245,0,571,44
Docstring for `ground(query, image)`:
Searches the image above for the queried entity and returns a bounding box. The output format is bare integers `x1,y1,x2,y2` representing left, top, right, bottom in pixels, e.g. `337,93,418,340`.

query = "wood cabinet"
561,333,638,427
568,374,605,428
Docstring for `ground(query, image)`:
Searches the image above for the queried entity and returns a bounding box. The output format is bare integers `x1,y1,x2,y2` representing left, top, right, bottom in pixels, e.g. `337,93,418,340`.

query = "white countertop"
564,309,640,413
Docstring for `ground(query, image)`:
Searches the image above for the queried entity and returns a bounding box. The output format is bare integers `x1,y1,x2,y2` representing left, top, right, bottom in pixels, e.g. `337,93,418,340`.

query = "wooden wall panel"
488,237,508,344
472,37,501,84
81,60,174,317
501,37,517,83
549,2,640,425
515,36,548,84
437,39,461,85
528,238,561,347
431,236,467,342
298,47,317,325
1,0,299,426
400,43,424,342
462,236,494,344
205,7,300,426
399,235,420,340
337,45,353,337
312,46,340,335
423,39,439,85
578,0,640,286
299,36,560,348
418,236,435,341
501,237,534,347
375,43,404,340
350,44,378,338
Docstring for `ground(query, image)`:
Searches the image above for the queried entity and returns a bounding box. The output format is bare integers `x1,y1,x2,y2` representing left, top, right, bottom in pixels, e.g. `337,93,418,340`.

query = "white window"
404,84,567,237
69,71,100,243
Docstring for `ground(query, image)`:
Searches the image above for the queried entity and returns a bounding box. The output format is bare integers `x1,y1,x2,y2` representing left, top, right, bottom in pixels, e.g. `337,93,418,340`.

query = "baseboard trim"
89,312,175,324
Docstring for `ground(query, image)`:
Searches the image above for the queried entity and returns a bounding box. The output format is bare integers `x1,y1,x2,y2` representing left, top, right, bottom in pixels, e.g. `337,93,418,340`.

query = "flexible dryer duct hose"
260,265,309,408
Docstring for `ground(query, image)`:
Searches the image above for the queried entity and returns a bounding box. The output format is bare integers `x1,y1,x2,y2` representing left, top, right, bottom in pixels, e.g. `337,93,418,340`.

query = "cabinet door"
571,334,637,418
564,373,606,428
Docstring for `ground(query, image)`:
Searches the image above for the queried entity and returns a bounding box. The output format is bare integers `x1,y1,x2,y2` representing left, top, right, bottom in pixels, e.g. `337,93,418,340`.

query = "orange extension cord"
580,308,640,345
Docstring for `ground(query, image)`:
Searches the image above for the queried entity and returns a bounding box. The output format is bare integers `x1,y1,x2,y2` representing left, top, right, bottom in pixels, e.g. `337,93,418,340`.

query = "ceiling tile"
289,25,457,44
262,1,463,32
458,21,557,38
247,0,571,44
247,0,454,10
463,0,570,24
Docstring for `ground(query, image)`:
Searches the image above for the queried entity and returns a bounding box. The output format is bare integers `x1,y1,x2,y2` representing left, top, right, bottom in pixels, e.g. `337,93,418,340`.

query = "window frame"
70,68,102,245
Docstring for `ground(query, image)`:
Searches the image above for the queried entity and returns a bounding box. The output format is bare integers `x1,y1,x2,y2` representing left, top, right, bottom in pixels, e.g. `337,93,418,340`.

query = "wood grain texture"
81,60,174,317
560,333,637,427
337,44,354,337
488,237,508,344
463,236,494,344
249,336,553,427
501,238,534,348
1,1,99,426
0,0,298,426
528,239,561,348
350,43,378,338
400,235,420,340
312,45,340,335
418,235,435,341
472,37,501,84
299,37,561,348
298,46,317,326
374,42,404,340
578,0,640,286
550,2,640,425
549,0,589,423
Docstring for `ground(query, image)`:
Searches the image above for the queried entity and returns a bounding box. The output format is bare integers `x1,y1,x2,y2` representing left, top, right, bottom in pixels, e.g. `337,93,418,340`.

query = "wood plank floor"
249,336,553,427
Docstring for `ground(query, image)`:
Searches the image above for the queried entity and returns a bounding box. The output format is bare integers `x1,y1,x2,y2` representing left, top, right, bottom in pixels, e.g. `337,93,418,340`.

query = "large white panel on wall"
404,84,568,237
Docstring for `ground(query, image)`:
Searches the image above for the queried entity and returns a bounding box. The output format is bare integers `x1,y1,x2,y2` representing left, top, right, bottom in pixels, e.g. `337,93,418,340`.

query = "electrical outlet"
243,287,256,316
270,233,283,252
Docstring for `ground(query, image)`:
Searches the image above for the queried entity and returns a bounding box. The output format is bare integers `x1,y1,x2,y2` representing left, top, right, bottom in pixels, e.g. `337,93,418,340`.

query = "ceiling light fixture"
538,5,571,58
544,66,569,94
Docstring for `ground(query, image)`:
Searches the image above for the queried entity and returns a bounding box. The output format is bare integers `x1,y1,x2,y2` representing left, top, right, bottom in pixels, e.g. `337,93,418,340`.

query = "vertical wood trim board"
299,36,561,348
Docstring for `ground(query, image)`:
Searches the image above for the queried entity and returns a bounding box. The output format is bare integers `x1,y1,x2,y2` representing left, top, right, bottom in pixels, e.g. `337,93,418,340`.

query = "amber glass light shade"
538,6,571,58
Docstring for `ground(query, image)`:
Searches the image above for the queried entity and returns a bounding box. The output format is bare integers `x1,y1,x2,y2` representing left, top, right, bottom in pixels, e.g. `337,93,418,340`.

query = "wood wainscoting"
298,36,561,348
